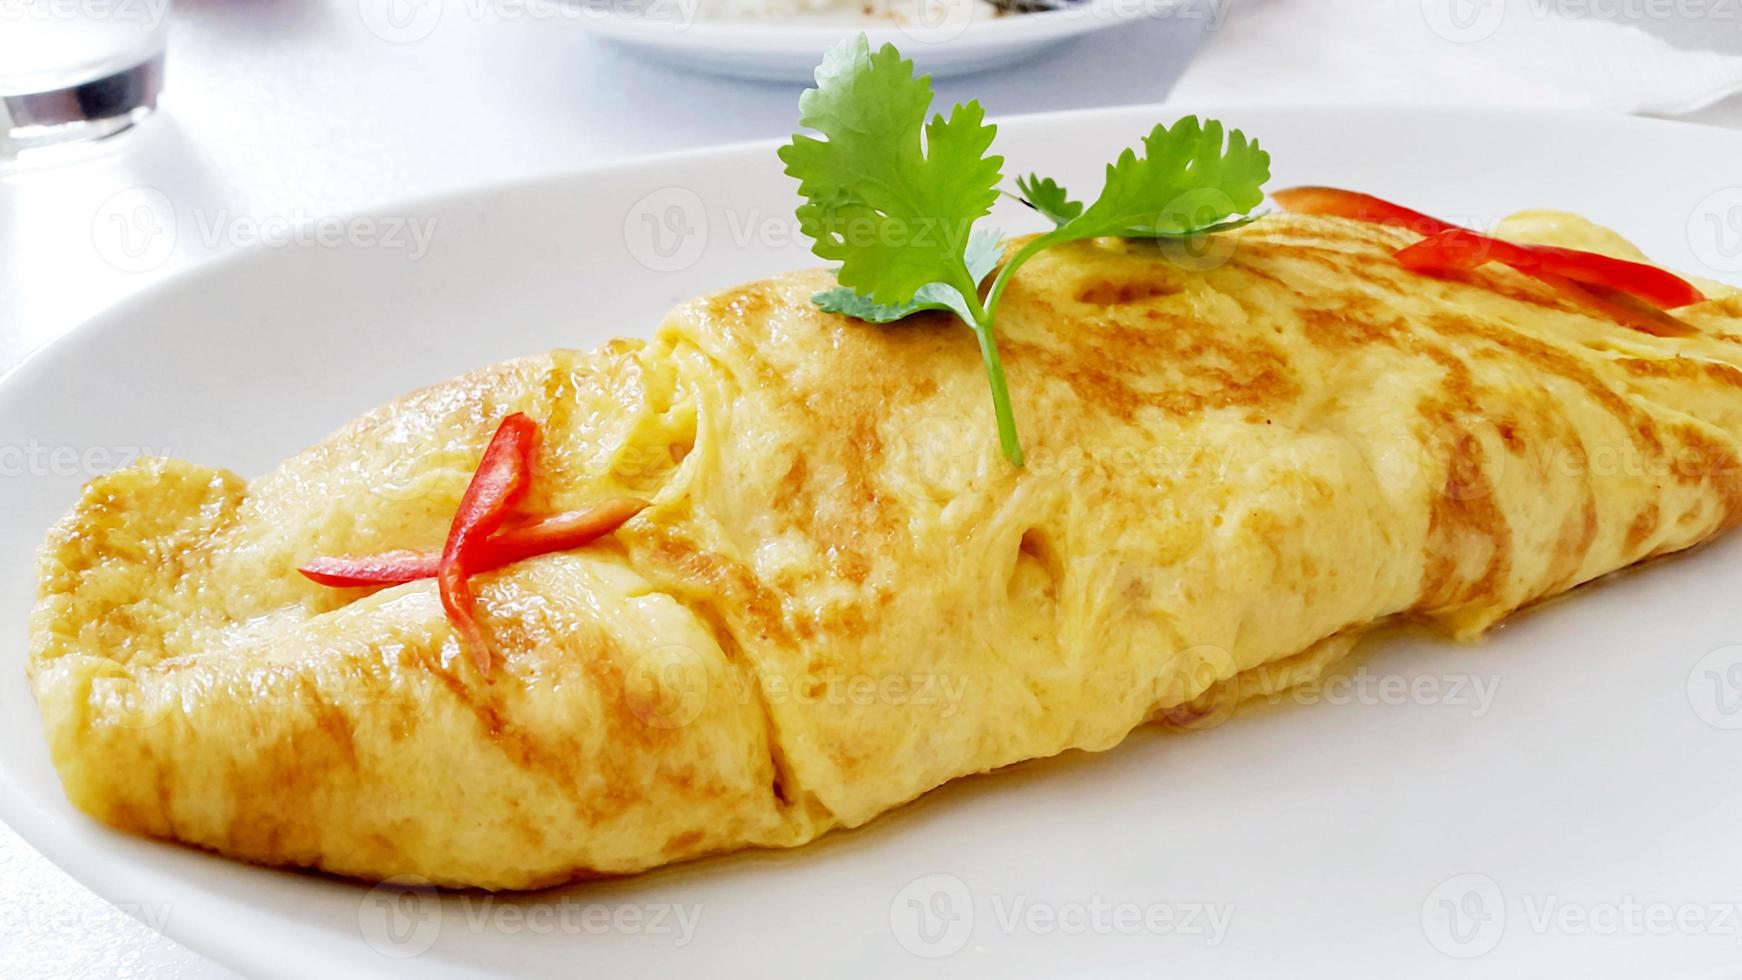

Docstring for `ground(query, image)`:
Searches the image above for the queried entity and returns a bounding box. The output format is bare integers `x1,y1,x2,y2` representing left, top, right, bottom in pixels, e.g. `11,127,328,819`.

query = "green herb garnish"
779,35,1271,466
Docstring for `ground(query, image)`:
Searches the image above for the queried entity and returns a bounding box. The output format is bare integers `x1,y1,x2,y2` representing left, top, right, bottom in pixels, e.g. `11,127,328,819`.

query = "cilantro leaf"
986,116,1270,315
780,38,1273,470
1014,174,1082,227
811,230,1004,324
781,35,1021,465
777,35,1003,307
1056,116,1269,240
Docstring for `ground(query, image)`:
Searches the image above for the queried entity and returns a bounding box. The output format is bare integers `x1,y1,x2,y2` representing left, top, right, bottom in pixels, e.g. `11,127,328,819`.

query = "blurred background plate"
562,0,1177,80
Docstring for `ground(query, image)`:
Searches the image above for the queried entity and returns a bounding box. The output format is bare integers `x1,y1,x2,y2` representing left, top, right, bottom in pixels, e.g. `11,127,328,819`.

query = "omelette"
26,210,1742,890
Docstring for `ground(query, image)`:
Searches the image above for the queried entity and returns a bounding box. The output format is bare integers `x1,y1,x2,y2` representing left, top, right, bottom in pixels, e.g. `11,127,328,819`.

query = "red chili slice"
300,549,438,588
1273,186,1705,317
482,499,649,568
439,413,538,674
1541,280,1696,339
1395,229,1705,310
1270,186,1462,237
299,498,649,589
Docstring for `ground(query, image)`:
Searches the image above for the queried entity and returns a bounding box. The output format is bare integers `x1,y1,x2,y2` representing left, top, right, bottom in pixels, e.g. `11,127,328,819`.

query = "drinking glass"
0,0,169,161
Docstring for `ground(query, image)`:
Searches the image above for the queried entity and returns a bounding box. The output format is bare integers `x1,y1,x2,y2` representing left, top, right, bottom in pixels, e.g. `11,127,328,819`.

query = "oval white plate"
564,0,1174,81
5,105,1742,979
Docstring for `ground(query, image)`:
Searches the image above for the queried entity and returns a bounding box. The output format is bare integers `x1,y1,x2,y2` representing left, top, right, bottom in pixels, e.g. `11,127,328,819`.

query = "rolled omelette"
27,211,1742,890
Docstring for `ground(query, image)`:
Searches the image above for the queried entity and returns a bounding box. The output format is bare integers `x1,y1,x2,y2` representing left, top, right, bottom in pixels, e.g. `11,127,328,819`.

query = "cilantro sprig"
779,35,1271,466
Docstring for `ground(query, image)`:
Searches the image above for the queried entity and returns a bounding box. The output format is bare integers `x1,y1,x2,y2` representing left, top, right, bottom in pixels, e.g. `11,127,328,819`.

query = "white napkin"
1170,0,1742,116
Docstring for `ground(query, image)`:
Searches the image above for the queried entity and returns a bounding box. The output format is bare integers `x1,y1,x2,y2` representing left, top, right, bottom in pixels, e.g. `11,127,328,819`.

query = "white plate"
564,0,1173,81
5,105,1742,979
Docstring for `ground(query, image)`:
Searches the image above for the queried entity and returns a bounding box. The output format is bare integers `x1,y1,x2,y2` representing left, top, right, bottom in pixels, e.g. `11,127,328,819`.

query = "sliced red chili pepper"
1274,186,1705,319
439,413,538,674
1545,280,1696,339
298,498,649,589
1395,229,1705,310
302,415,653,674
1270,186,1462,237
482,498,649,568
300,549,438,588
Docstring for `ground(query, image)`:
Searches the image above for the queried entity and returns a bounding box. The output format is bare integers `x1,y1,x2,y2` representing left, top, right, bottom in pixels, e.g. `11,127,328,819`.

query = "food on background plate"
690,0,1003,24
25,38,1742,890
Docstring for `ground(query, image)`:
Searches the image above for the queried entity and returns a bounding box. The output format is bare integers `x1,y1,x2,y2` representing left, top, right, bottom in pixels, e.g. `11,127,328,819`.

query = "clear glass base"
0,52,163,163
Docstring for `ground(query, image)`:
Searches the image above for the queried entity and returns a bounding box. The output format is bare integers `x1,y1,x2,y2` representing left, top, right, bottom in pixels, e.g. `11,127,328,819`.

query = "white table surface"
2,3,1740,977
